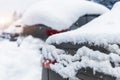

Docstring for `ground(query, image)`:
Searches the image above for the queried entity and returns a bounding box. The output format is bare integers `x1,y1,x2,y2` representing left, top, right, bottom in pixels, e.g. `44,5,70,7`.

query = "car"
41,2,120,80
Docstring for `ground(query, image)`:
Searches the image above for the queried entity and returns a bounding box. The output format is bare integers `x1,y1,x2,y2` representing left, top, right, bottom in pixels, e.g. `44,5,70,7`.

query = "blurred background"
0,0,41,30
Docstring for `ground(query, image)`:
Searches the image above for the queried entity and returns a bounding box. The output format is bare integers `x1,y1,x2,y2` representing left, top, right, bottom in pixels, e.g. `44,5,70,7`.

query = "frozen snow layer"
0,36,42,80
21,0,109,31
46,1,120,45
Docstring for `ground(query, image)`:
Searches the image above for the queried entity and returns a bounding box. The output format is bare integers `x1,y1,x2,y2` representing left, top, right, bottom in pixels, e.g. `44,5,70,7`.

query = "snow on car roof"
21,0,109,31
46,2,120,45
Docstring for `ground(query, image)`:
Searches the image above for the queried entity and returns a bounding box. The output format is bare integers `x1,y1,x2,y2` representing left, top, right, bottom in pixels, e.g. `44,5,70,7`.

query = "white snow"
42,43,65,61
46,1,120,45
0,36,42,80
20,0,109,31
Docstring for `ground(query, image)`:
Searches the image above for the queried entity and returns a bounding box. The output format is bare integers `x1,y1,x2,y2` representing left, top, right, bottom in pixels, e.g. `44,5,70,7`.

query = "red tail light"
43,59,56,69
46,29,67,36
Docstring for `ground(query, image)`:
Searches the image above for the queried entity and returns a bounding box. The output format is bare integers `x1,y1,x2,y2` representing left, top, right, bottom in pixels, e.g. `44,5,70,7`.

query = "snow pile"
21,0,109,31
46,1,120,45
0,36,42,80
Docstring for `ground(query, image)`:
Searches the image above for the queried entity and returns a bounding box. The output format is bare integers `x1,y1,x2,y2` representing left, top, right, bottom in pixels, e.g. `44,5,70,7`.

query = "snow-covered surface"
48,46,120,79
20,0,109,31
46,2,120,45
42,42,120,79
40,2,120,79
0,36,42,80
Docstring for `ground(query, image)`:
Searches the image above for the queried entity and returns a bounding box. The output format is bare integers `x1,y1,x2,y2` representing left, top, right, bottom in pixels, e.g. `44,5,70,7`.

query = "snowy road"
0,36,42,80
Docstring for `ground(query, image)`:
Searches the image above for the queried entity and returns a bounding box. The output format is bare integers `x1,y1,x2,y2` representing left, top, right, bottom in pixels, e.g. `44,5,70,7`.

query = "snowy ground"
0,36,42,80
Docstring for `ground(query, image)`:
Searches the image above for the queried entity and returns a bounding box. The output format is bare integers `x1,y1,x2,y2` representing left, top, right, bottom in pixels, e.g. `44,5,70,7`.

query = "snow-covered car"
41,2,120,80
1,0,109,41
